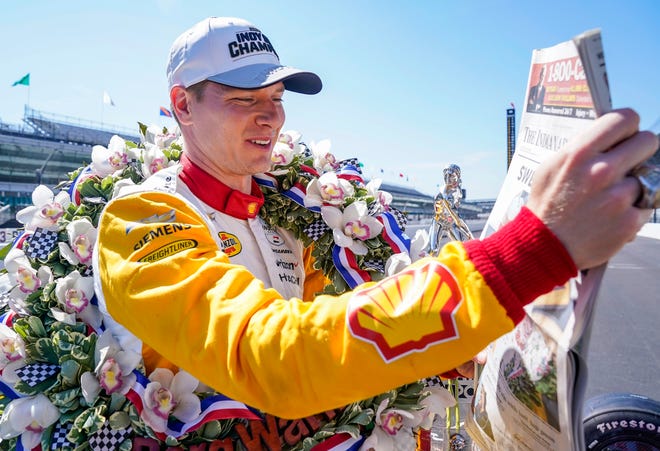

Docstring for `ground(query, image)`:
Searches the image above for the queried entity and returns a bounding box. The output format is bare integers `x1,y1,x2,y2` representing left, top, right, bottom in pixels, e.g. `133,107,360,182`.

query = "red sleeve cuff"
463,207,577,324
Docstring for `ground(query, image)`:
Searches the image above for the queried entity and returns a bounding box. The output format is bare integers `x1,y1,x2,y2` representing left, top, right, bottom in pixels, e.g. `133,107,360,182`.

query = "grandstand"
0,106,140,221
0,106,492,227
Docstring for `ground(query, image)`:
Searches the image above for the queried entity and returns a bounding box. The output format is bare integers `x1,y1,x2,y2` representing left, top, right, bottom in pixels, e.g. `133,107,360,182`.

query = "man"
93,16,657,447
527,64,547,112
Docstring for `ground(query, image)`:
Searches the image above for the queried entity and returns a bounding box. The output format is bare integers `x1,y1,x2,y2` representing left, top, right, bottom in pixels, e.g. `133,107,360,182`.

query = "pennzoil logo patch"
138,239,197,263
218,232,242,257
347,261,462,362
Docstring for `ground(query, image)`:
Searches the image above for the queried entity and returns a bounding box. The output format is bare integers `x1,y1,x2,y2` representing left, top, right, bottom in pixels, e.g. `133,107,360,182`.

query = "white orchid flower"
16,185,70,231
366,178,393,213
0,323,26,384
308,139,337,173
140,368,202,433
360,398,417,451
3,248,52,301
0,394,60,449
271,130,304,166
144,124,180,149
80,330,141,404
54,270,101,330
306,172,355,208
58,218,97,266
413,384,456,430
385,229,429,276
322,201,383,256
91,135,131,176
141,143,175,177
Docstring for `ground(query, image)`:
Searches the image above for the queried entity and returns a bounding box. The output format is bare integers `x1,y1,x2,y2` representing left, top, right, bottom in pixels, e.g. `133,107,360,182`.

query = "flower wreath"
0,124,451,450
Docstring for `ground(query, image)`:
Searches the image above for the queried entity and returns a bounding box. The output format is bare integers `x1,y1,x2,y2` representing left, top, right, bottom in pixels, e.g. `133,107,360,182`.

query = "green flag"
12,73,30,87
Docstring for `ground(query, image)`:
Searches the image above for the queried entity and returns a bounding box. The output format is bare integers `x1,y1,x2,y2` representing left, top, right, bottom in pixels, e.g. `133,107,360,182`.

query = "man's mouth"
250,139,271,147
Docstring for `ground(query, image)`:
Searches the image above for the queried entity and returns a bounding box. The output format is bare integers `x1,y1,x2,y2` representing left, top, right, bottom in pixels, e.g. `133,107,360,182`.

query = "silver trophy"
426,164,474,451
427,164,474,256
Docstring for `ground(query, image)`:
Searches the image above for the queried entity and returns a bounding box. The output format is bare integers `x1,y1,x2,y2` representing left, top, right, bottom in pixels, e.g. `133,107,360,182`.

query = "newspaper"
466,29,611,451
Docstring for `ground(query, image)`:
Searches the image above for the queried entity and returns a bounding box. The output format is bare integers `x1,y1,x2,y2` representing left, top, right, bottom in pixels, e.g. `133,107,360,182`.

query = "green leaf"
0,241,14,261
27,314,48,336
72,405,107,435
51,387,81,411
60,359,83,386
34,337,59,363
13,374,59,395
109,411,131,430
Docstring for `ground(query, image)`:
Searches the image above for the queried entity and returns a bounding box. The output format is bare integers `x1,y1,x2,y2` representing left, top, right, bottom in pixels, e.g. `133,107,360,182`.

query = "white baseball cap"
167,17,322,94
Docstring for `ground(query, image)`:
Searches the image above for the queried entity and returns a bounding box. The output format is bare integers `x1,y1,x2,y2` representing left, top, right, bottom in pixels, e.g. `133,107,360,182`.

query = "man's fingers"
570,109,640,163
603,130,660,179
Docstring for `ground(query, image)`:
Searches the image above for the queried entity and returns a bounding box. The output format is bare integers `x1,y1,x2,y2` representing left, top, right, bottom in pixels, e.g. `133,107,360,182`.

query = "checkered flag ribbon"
422,376,474,400
300,142,313,159
15,362,60,387
88,422,131,451
337,158,362,174
389,207,407,230
25,228,59,260
362,258,385,273
422,376,444,387
367,201,380,217
50,422,73,450
304,219,330,242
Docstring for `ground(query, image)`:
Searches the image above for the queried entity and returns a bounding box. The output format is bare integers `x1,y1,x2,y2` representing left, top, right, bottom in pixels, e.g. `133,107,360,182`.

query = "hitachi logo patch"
227,28,278,59
125,209,176,234
218,232,242,257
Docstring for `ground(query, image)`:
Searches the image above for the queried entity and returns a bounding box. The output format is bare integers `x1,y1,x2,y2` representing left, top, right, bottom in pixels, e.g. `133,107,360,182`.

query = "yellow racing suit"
93,156,576,426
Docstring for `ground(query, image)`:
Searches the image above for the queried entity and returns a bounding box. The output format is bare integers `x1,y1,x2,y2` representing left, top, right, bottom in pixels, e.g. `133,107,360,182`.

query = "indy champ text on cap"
166,16,322,95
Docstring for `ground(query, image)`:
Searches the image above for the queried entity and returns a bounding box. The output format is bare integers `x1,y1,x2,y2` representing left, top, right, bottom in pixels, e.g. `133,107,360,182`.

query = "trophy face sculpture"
427,164,474,256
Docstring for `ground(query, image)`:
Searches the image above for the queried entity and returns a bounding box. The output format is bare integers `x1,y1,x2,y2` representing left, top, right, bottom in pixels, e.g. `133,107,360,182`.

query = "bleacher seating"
0,107,142,208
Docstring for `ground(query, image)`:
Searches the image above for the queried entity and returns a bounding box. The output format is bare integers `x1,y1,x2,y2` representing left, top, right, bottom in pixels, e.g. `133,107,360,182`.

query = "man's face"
182,81,286,187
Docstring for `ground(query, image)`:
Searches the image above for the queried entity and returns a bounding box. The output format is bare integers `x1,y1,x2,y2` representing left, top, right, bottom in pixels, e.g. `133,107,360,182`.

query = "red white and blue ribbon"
67,164,95,206
125,369,261,440
255,174,321,213
332,246,371,289
253,173,278,191
0,310,16,327
0,378,22,400
10,230,33,251
312,432,365,451
336,164,364,184
378,211,411,254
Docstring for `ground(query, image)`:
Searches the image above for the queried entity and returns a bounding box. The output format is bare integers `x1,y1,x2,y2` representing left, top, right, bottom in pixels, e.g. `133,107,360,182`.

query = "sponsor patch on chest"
218,232,242,257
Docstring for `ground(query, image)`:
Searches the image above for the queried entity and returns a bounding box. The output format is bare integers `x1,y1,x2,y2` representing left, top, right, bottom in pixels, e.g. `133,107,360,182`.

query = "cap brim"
206,63,322,95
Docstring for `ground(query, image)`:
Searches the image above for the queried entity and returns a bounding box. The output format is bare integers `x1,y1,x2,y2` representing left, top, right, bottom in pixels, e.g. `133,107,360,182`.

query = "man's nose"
256,102,283,127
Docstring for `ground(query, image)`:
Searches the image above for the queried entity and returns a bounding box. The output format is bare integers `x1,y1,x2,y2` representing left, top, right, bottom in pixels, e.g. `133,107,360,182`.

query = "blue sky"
1,1,658,198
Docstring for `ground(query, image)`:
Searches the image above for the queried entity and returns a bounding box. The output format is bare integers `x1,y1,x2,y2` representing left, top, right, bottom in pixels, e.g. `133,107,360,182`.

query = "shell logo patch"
247,201,259,217
218,232,242,257
347,261,462,362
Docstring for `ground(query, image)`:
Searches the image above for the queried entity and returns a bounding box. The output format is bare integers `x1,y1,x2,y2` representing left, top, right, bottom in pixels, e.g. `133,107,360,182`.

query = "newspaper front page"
466,30,611,451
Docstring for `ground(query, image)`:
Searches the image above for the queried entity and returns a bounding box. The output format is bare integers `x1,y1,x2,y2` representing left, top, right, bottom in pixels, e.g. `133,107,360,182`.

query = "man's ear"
170,86,193,125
